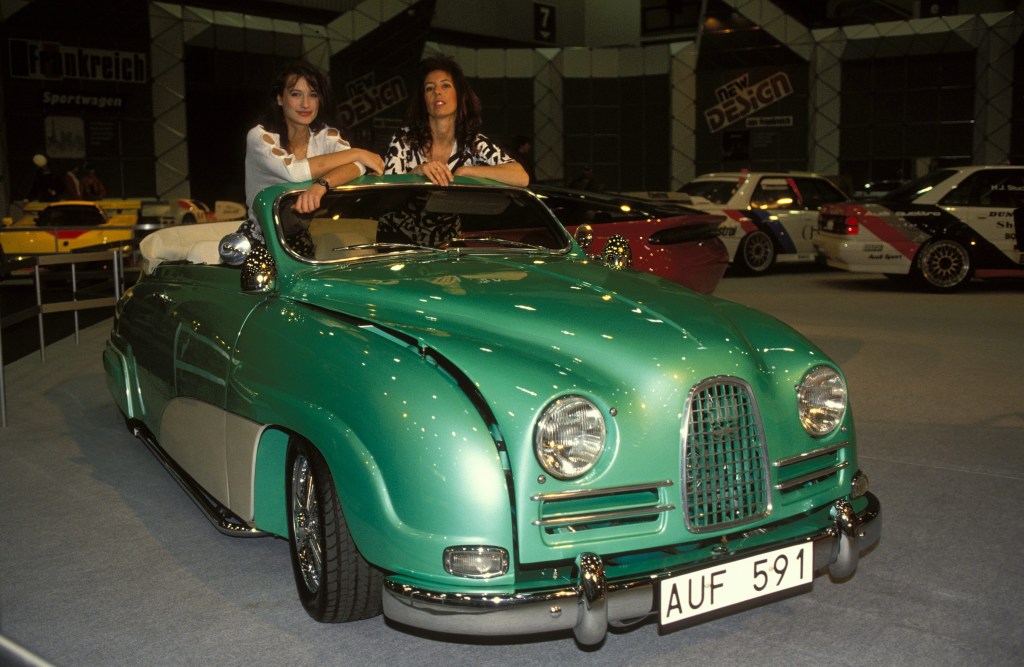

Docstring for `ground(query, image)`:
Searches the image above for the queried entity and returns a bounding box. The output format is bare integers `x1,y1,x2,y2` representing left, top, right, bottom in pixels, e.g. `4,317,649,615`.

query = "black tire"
182,213,197,225
912,238,970,292
287,438,382,622
736,230,776,274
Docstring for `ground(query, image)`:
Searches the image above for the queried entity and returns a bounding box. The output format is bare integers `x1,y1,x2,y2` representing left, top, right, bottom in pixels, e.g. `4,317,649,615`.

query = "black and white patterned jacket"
383,129,515,174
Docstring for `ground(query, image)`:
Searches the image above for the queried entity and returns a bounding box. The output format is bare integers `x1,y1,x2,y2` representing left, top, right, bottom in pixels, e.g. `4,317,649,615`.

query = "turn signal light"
443,546,509,578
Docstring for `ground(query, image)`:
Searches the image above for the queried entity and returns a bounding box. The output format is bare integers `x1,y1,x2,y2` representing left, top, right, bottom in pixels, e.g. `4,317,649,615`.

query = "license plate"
658,542,812,628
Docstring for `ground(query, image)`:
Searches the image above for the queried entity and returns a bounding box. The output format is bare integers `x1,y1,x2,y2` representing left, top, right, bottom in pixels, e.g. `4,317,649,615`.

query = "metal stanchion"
0,325,6,428
34,263,45,363
1,249,123,427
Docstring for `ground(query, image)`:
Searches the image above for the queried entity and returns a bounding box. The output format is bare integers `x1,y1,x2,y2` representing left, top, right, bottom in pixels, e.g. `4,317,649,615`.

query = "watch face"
317,178,329,188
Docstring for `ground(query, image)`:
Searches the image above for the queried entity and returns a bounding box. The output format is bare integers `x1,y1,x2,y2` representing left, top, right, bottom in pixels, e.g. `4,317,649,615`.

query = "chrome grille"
683,378,769,532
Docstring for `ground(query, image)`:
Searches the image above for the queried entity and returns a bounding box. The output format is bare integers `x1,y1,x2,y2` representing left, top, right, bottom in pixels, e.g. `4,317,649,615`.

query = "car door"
747,177,811,257
120,265,269,504
938,168,1024,265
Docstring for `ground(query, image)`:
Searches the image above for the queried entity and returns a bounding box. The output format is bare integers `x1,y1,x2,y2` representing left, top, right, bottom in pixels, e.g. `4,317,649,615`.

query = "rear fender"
103,331,144,419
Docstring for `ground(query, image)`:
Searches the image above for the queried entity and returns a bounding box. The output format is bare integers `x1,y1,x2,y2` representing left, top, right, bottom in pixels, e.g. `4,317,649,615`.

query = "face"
423,69,457,118
277,75,319,127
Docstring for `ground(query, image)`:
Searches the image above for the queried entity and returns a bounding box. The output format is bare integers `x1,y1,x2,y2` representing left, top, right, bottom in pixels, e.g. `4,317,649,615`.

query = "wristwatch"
315,177,330,188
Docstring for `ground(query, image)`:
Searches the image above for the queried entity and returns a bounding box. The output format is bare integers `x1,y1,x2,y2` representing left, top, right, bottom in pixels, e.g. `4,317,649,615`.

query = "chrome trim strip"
533,504,675,527
531,480,673,502
775,461,850,492
774,441,848,468
382,494,881,645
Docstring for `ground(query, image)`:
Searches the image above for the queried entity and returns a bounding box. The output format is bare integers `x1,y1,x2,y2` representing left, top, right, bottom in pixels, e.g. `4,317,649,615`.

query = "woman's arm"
455,161,529,186
307,148,384,179
451,134,530,186
293,162,365,213
293,130,384,213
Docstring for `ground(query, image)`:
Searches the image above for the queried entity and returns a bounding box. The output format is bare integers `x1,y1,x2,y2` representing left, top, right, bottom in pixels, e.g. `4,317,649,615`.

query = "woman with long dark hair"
383,54,528,186
240,60,384,244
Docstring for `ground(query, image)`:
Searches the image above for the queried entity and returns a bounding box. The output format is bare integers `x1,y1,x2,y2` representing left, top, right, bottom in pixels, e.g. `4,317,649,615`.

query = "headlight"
534,395,606,479
797,365,847,436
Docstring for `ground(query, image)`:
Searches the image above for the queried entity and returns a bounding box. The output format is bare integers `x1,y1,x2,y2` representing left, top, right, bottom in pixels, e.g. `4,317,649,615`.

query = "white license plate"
658,542,812,628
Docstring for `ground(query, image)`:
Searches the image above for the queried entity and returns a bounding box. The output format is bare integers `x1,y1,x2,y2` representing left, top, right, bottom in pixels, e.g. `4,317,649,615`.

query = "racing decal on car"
735,209,799,254
857,214,924,261
718,210,756,237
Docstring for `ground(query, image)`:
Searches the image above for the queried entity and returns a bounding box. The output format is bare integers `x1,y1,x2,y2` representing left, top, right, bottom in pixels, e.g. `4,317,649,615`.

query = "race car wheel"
737,230,776,274
287,438,382,623
181,213,197,225
913,239,970,292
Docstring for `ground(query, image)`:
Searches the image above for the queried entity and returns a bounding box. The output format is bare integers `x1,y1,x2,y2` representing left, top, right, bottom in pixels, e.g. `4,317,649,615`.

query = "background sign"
534,3,556,43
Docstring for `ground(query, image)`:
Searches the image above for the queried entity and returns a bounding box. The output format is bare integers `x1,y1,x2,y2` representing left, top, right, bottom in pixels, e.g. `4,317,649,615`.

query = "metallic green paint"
107,177,866,596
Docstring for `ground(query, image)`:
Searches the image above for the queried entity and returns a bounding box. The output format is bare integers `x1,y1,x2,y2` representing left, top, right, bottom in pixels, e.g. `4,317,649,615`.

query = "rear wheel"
736,230,776,274
287,438,382,622
913,239,970,292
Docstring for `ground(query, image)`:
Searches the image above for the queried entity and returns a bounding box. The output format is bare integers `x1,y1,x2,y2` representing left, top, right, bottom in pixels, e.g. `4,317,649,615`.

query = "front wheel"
287,438,382,623
736,230,776,274
913,239,970,291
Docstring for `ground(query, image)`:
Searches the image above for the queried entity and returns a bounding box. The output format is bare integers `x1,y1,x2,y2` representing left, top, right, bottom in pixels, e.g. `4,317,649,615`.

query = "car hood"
285,253,828,542
287,254,815,390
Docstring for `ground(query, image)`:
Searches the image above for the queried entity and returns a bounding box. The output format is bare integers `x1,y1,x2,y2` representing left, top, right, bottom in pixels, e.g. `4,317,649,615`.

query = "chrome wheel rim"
743,232,773,271
920,240,968,288
291,454,322,593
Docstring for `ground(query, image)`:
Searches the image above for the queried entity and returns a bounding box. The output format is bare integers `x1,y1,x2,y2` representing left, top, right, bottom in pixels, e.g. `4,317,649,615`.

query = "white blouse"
244,124,350,210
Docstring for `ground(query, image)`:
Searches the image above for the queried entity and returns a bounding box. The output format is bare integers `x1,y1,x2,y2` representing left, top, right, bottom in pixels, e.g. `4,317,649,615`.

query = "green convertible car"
103,175,880,645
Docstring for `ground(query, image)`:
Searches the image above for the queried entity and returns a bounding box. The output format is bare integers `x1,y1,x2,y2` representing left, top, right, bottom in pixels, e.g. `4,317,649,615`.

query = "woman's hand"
294,183,326,213
353,149,384,175
415,160,454,185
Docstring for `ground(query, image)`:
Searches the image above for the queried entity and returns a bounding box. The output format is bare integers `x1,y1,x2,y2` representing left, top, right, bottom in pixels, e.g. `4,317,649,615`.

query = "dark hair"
405,54,482,157
259,60,338,152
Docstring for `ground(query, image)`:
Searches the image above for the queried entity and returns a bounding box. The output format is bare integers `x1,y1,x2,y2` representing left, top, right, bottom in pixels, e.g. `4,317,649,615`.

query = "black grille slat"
683,379,769,532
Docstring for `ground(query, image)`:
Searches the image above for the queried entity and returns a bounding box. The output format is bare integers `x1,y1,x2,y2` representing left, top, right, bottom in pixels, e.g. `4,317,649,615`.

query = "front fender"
231,301,514,583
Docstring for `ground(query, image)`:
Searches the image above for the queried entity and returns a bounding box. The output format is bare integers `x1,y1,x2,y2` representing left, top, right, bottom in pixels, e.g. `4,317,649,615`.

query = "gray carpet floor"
1,268,1022,666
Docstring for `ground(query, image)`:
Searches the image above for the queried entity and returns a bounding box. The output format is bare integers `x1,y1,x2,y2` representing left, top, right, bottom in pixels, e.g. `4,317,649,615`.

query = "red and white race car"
815,166,1024,291
676,172,849,274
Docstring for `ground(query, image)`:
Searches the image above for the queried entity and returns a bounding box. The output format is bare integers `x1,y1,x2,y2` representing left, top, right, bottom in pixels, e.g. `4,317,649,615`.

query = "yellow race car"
1,200,137,259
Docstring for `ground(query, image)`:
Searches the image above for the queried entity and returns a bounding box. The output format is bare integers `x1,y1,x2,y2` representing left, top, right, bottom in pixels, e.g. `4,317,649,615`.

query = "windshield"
873,169,958,203
275,185,573,262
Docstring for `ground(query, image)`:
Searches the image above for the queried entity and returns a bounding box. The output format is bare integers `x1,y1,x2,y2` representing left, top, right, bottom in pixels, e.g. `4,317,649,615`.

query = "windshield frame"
272,182,575,265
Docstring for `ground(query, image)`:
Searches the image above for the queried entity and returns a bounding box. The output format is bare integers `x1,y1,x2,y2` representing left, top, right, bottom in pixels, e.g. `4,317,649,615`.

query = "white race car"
815,165,1024,291
676,172,849,274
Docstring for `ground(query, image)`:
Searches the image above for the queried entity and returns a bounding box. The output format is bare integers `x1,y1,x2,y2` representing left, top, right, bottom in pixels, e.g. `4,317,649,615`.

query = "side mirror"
218,232,251,266
241,244,277,293
601,234,632,270
574,224,594,251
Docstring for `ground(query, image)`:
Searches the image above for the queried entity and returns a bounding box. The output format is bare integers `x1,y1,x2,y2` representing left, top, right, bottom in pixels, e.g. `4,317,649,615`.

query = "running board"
129,420,269,538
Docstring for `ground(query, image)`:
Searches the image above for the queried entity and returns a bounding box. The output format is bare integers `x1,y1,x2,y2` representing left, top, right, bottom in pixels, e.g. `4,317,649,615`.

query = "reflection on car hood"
290,254,812,389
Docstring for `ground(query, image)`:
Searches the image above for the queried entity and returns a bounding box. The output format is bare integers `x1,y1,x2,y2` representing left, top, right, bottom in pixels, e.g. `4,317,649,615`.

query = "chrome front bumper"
382,493,881,645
